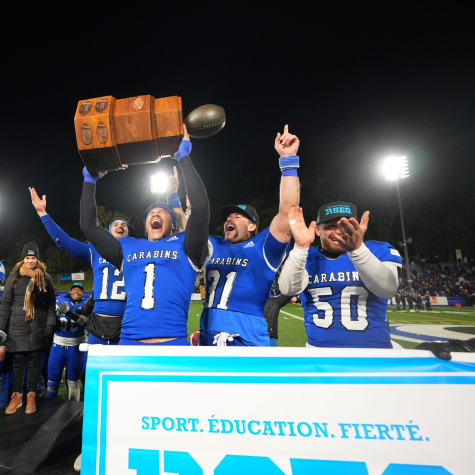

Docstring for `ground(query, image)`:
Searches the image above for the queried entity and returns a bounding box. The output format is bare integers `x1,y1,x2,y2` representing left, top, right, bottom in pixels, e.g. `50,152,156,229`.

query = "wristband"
279,155,299,171
283,169,298,177
83,167,100,184
175,139,192,160
167,192,181,208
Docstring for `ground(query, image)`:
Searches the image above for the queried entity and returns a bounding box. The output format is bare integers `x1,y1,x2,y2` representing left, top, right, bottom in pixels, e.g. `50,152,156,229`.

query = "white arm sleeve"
278,245,309,296
348,243,400,299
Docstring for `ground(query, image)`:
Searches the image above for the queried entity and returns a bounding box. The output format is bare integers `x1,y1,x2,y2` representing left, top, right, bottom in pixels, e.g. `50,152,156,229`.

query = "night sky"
1,4,474,249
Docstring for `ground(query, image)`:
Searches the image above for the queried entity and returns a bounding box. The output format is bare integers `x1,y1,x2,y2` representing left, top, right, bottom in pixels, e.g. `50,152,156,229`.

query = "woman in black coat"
0,243,56,415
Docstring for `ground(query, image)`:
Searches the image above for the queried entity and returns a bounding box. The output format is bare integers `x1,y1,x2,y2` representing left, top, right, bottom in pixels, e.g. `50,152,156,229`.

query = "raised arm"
269,125,300,243
331,212,399,299
30,187,90,265
166,166,187,232
279,206,316,296
79,170,124,271
176,126,210,269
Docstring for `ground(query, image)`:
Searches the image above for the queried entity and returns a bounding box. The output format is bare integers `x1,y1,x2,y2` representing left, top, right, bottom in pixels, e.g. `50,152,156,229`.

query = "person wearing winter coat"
0,243,56,415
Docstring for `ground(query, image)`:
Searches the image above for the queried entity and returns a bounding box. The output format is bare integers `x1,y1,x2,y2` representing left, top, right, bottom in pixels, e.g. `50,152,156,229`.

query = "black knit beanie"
22,242,39,260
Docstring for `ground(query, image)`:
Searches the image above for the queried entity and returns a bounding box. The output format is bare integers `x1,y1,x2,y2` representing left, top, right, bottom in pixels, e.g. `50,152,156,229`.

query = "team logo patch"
28,250,35,255
237,205,247,211
325,205,352,216
243,241,255,248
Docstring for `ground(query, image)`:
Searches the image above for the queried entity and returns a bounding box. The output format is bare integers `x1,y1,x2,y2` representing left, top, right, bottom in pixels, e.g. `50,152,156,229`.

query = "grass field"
25,302,475,400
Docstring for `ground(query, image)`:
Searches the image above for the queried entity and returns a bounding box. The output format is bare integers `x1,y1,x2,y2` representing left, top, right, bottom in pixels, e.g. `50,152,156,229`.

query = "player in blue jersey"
0,260,5,286
46,283,85,400
30,187,129,344
80,125,210,346
199,124,300,347
279,203,402,348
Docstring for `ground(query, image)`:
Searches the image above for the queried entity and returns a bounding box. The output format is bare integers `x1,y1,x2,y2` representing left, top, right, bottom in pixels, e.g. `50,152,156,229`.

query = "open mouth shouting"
115,227,126,236
151,218,163,230
225,223,236,233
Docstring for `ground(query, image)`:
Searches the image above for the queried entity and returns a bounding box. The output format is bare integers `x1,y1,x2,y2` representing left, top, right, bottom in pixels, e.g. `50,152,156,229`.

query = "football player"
80,125,210,346
0,260,5,286
46,283,85,400
279,204,402,348
30,187,128,345
199,125,300,346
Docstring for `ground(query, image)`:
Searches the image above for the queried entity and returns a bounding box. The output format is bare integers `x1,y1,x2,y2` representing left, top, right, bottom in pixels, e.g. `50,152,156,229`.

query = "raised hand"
56,300,70,316
29,187,47,217
175,124,192,160
288,206,316,248
331,211,370,252
167,166,179,195
275,124,300,157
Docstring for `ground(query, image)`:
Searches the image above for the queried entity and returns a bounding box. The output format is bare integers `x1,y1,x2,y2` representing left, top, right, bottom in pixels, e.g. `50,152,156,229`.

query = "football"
184,104,226,138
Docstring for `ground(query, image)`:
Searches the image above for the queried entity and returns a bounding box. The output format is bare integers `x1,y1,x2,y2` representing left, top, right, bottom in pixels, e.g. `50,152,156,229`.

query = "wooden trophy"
154,96,183,157
74,96,121,172
113,95,158,165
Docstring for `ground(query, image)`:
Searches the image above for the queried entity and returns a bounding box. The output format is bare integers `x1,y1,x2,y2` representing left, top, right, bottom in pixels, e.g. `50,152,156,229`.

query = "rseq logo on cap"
325,206,351,216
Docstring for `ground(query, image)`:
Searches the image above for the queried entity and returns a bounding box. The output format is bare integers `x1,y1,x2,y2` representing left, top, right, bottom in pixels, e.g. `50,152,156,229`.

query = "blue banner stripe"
100,373,475,385
87,355,475,374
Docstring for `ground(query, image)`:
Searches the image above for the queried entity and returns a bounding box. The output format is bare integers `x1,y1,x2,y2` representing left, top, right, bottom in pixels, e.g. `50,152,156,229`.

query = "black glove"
44,325,55,338
416,338,475,361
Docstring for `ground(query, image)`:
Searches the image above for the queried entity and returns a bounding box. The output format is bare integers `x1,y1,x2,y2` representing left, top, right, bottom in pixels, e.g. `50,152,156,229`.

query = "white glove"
213,332,240,347
56,300,70,316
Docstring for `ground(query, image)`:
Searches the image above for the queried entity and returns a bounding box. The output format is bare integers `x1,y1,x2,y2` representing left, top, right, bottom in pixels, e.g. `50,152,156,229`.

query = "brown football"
184,104,226,138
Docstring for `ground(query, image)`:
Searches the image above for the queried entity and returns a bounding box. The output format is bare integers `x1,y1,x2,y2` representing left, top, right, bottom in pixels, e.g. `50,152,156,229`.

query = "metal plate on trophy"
74,96,121,172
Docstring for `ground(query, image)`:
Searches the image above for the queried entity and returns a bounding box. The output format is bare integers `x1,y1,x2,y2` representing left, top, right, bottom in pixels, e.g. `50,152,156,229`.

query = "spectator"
0,243,56,415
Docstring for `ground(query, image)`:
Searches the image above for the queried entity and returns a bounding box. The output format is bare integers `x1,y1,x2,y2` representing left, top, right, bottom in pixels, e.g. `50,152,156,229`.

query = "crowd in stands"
399,255,475,306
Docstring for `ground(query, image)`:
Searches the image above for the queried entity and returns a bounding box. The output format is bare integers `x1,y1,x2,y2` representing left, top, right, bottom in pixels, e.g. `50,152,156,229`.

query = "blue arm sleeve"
41,215,90,265
261,229,290,272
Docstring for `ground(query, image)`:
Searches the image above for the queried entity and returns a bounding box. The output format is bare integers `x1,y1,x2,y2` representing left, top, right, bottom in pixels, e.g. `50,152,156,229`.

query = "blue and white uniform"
0,260,5,285
200,229,289,346
46,294,85,399
41,215,125,344
119,233,202,344
281,241,402,348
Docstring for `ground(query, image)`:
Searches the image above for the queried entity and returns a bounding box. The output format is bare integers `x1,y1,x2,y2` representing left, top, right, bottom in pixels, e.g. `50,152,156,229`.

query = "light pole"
383,156,413,289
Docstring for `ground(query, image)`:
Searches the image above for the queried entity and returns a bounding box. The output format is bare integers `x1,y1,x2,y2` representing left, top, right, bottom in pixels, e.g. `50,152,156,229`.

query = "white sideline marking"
280,310,304,321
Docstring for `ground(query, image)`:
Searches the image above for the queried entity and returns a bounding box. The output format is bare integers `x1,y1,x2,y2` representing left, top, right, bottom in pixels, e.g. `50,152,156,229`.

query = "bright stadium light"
384,156,412,288
383,156,409,181
150,173,168,194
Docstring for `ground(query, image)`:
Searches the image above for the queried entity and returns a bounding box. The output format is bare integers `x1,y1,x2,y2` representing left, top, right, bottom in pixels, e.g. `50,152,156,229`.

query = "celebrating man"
199,125,300,346
30,188,129,344
80,126,210,346
279,204,402,348
46,283,85,400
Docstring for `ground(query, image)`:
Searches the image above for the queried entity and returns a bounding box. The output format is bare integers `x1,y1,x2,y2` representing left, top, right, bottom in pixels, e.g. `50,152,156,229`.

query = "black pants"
12,351,41,394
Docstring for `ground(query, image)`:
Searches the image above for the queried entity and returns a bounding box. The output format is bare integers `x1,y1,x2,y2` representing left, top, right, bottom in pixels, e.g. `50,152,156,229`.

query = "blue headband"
145,203,176,231
109,218,129,234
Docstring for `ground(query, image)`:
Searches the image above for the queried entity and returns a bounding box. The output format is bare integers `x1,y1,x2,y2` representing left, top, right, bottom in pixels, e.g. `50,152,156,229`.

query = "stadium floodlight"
150,173,168,194
383,156,409,181
384,156,412,288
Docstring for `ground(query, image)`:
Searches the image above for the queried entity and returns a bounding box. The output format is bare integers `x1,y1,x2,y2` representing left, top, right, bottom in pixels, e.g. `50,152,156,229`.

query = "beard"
320,236,347,257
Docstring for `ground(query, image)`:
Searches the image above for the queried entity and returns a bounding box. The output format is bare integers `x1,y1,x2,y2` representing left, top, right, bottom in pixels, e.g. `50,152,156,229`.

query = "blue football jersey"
41,215,126,316
88,245,126,316
55,294,86,339
119,233,200,340
302,241,402,348
0,260,5,284
201,229,289,346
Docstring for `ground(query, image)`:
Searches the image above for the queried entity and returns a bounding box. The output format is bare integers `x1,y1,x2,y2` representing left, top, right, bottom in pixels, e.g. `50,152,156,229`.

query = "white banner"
71,272,85,281
81,346,475,474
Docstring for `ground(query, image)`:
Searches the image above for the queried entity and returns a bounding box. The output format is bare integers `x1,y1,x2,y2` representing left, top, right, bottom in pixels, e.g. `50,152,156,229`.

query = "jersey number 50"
308,286,369,331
